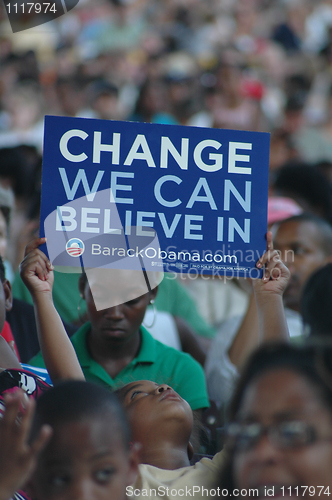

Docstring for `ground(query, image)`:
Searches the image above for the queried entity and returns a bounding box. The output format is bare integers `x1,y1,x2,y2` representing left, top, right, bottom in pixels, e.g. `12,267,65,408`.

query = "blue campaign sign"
40,115,270,278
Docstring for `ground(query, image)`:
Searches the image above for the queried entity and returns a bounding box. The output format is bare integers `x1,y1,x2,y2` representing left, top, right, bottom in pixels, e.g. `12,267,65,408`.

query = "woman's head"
79,268,158,343
220,343,332,499
116,380,193,462
28,380,138,500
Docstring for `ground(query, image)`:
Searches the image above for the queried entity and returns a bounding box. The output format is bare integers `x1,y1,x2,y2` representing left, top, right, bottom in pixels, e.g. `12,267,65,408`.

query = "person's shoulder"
141,326,201,366
150,332,204,370
20,364,52,385
134,452,225,486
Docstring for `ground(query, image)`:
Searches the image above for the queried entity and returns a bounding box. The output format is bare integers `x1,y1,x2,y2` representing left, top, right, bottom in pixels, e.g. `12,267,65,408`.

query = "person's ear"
126,442,141,487
187,441,194,461
149,286,158,302
3,279,12,312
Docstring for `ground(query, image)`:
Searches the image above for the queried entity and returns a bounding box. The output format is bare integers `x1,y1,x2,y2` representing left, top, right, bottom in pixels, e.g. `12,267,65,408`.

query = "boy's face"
28,415,138,500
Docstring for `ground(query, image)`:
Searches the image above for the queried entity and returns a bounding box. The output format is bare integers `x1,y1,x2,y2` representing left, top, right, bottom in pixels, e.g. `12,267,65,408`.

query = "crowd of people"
1,0,332,499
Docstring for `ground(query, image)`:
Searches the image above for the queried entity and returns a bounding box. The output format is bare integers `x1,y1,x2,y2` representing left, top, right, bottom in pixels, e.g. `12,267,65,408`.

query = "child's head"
116,380,193,460
27,380,138,500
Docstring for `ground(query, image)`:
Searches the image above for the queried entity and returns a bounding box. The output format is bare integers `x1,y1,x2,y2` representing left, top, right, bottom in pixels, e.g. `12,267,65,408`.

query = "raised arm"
20,238,84,383
254,230,290,342
228,231,290,369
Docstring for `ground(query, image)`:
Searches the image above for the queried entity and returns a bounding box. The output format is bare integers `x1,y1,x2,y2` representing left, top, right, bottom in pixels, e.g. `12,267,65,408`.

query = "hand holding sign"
20,237,54,299
253,231,290,300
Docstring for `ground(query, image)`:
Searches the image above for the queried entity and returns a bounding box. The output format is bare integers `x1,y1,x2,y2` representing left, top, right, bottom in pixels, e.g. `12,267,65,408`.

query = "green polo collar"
71,322,157,369
131,325,157,364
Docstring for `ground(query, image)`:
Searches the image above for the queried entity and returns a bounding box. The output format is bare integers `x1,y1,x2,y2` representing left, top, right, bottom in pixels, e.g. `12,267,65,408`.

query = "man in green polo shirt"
27,260,209,412
29,322,208,411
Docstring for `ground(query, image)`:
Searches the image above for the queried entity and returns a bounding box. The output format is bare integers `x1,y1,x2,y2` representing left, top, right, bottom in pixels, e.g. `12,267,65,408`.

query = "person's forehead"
47,417,124,456
123,380,158,392
238,368,325,421
87,268,147,288
85,268,150,310
275,220,323,248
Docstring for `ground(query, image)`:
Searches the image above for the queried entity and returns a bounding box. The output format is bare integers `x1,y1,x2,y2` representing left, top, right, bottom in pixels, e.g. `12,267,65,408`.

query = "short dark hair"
277,212,332,256
229,342,332,419
31,380,131,450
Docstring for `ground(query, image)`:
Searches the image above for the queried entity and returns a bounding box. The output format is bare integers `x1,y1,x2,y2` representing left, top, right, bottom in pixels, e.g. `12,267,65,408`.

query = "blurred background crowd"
1,0,332,259
1,0,332,366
